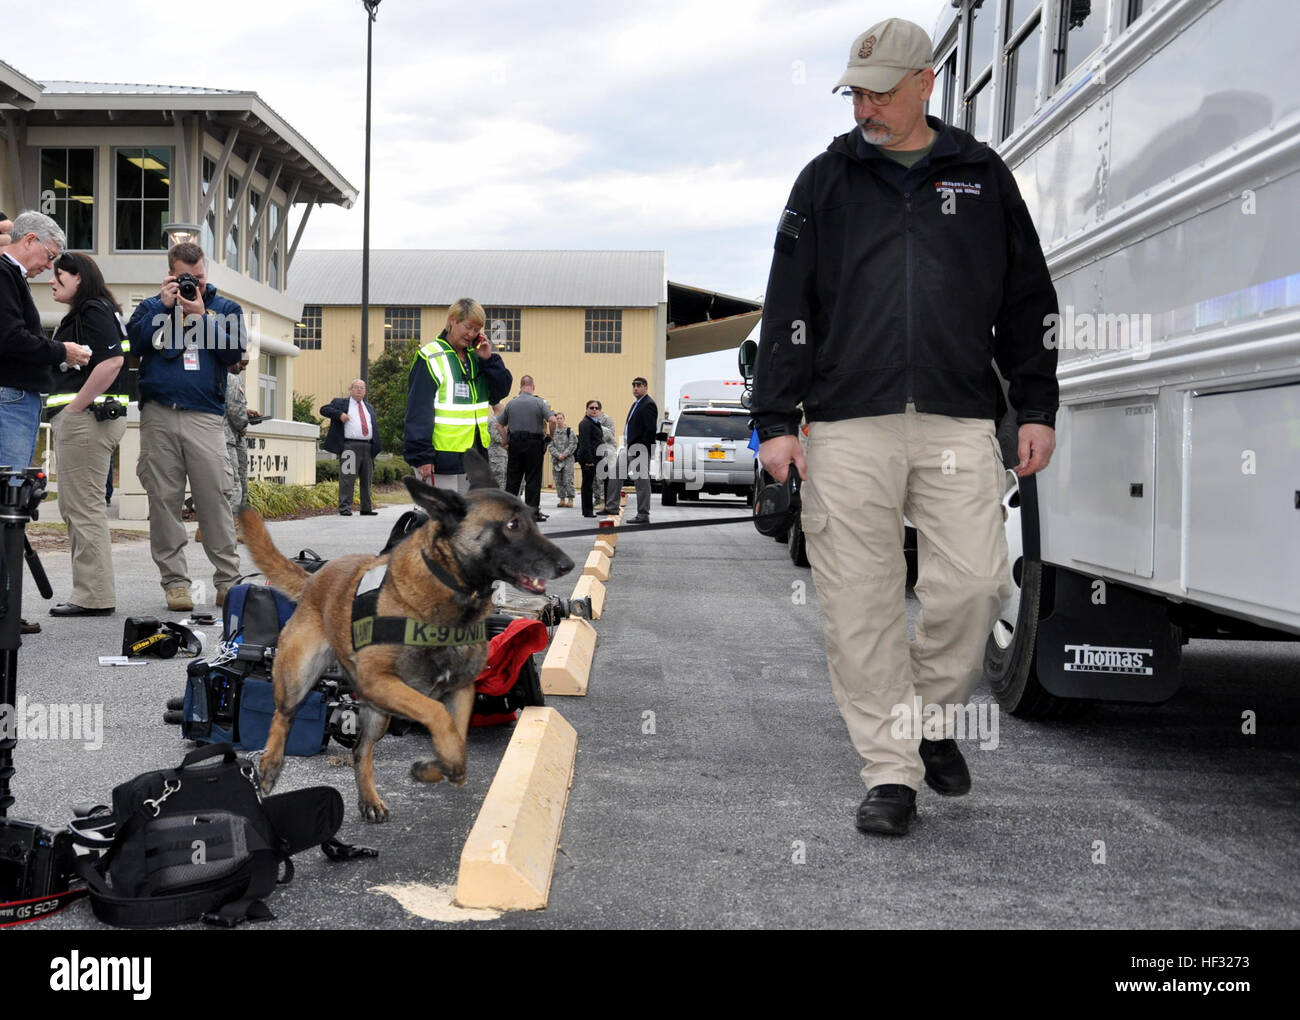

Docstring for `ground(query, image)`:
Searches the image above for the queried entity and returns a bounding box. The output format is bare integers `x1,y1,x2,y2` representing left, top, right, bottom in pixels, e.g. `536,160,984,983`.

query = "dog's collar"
420,544,491,605
351,564,488,651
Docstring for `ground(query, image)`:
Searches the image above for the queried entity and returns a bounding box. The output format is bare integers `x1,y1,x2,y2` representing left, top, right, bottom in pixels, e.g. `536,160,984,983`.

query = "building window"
226,173,240,269
258,352,278,419
385,306,421,349
40,148,95,250
584,309,622,353
483,306,521,352
295,304,322,350
201,156,217,260
114,147,170,251
247,189,261,282
268,203,282,289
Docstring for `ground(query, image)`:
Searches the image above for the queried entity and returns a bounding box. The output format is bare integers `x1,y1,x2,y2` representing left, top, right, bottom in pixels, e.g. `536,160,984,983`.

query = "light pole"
360,0,381,385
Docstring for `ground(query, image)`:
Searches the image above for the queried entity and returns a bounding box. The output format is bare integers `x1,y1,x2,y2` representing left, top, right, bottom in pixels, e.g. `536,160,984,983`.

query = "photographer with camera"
126,242,246,613
44,253,131,616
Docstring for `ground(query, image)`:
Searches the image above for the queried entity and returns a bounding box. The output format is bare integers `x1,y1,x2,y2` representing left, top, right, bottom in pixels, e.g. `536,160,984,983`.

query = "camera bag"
74,744,354,928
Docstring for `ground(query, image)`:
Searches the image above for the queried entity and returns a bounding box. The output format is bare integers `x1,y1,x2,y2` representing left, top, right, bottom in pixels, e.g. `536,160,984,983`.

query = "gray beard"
858,121,894,146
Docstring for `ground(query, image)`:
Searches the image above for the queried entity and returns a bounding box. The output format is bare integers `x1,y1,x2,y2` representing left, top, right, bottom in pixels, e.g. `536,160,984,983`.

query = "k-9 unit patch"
775,208,806,254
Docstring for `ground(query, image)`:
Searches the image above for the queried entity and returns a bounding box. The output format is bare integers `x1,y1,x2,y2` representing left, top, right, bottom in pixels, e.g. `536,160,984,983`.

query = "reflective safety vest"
416,336,492,452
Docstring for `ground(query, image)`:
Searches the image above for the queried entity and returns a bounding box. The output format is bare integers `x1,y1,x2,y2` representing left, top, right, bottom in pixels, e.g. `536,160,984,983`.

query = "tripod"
0,466,52,817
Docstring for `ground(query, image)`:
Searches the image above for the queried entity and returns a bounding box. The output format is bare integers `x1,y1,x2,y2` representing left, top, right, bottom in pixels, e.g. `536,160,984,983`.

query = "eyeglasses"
587,405,600,411
840,69,923,107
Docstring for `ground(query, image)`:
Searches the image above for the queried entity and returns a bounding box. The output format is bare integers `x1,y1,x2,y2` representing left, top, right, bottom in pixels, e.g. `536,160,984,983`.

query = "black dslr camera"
175,272,200,301
92,397,126,422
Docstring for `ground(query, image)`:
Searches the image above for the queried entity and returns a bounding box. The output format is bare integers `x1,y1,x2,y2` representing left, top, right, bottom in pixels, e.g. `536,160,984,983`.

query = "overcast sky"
5,0,946,396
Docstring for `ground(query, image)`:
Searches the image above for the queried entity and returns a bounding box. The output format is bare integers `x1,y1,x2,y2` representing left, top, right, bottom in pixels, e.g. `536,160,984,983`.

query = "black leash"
543,512,782,540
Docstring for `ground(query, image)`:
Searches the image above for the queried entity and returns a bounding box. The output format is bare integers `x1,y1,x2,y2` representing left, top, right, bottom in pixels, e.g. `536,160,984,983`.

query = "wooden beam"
268,177,300,252
456,707,577,911
285,193,314,275
248,160,282,238
195,127,239,227
224,142,262,262
4,112,24,205
171,113,191,223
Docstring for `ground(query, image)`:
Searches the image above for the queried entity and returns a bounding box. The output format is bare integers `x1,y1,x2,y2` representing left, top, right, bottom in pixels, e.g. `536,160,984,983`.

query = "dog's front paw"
359,796,390,823
258,757,284,795
410,759,445,784
438,755,467,786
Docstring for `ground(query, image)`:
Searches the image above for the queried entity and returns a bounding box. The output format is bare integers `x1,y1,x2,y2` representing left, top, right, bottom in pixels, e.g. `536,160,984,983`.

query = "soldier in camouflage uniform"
488,411,509,491
224,360,250,511
549,411,578,507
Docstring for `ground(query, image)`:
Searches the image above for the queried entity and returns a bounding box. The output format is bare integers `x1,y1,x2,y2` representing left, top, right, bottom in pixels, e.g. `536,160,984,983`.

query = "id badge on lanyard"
454,382,470,399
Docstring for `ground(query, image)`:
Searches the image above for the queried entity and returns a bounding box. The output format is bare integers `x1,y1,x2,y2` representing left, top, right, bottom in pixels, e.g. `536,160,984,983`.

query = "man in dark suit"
576,398,606,517
625,376,658,523
321,379,381,516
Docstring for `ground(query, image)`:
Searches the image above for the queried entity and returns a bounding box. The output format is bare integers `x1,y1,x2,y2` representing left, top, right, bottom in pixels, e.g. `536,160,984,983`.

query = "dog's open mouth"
510,572,549,594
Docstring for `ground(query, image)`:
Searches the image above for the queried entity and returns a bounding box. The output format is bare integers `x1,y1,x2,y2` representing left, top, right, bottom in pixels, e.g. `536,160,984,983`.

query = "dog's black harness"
350,564,487,651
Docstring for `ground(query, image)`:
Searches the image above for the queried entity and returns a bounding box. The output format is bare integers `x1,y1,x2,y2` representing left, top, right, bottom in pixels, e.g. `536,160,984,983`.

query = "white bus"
927,0,1300,715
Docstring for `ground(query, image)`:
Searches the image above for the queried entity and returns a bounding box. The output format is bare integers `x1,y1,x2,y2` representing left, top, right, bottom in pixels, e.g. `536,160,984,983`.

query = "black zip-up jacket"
751,117,1059,436
0,255,65,393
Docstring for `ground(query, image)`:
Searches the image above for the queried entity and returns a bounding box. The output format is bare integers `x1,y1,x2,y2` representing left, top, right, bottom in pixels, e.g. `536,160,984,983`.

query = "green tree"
292,391,327,442
367,338,421,456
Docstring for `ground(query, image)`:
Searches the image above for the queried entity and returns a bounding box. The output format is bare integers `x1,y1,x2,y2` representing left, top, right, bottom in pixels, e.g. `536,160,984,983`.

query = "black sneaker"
919,738,971,796
856,784,917,836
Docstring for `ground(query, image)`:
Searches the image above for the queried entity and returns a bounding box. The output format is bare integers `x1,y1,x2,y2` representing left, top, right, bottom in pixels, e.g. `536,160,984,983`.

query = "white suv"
660,407,756,506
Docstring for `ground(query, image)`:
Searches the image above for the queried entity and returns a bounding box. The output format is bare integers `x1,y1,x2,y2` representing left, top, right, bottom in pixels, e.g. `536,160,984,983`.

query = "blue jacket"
127,283,246,415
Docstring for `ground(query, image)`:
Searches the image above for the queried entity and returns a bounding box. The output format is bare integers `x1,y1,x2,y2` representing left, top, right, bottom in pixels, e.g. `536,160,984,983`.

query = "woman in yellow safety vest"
403,297,513,493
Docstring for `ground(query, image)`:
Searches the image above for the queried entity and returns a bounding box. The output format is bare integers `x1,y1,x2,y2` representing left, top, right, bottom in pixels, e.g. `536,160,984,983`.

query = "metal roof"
25,81,356,209
288,250,666,308
0,60,42,108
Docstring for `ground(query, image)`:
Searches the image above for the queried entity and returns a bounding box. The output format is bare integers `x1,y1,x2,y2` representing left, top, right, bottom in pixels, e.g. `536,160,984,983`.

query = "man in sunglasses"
1,211,89,480
750,18,1060,837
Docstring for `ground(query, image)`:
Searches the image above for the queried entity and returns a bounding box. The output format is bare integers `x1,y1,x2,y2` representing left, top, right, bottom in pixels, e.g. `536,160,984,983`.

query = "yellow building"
288,250,762,482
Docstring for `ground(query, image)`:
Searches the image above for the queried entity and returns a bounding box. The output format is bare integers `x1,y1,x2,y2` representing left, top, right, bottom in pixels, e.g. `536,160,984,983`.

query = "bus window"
966,0,997,90
1003,13,1042,138
1057,0,1106,84
967,78,994,143
931,50,956,122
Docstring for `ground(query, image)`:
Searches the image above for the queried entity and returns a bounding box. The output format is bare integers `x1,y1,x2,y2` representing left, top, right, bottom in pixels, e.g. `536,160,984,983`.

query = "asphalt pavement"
8,489,1299,930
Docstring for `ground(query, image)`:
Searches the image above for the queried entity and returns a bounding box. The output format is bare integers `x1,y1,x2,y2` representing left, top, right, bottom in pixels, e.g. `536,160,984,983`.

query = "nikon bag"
76,744,346,928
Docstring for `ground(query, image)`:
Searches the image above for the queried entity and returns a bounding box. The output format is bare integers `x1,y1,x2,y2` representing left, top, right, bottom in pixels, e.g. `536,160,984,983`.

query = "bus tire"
661,484,678,507
983,486,1091,720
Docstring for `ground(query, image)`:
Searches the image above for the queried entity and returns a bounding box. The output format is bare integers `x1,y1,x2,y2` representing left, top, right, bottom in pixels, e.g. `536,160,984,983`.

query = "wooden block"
456,706,577,911
541,617,596,696
582,549,611,582
571,574,605,619
594,536,615,558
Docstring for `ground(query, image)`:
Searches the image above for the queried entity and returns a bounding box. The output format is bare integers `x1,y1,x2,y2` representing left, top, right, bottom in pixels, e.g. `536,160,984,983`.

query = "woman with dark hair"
45,252,131,617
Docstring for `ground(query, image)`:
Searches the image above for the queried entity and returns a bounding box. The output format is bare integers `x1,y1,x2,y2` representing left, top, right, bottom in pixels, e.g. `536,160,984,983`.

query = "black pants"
339,439,374,512
580,462,598,515
506,433,545,510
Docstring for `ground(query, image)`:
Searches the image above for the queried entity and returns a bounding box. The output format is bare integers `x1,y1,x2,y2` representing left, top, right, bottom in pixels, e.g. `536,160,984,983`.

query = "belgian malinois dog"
237,455,574,821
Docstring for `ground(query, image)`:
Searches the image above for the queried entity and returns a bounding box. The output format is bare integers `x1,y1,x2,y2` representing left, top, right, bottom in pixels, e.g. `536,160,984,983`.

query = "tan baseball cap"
833,18,933,93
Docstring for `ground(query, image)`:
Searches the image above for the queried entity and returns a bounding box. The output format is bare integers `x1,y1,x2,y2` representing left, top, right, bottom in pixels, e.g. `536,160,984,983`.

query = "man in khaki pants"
751,18,1060,836
125,242,246,612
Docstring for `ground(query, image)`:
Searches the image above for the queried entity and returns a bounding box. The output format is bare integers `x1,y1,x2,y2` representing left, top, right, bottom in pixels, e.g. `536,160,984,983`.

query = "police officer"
404,298,512,493
500,375,557,522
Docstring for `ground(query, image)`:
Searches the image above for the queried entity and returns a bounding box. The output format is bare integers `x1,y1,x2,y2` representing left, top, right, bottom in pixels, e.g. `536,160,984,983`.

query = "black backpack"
73,744,363,927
